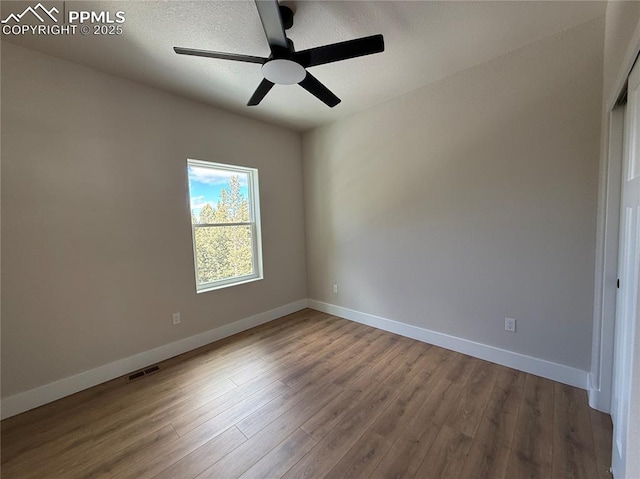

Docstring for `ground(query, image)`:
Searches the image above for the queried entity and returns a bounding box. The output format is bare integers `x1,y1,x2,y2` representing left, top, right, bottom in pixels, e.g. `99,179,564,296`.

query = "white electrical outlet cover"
505,318,516,332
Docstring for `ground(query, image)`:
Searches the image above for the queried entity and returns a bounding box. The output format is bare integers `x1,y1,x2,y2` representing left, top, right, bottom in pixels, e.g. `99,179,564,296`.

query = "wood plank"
236,377,336,438
282,344,431,479
73,425,182,479
325,431,392,479
236,428,316,479
444,359,500,437
494,368,527,416
413,424,473,479
235,315,342,365
505,374,555,479
5,424,179,479
150,427,247,479
108,381,289,479
326,346,452,479
589,407,613,479
552,383,598,479
458,368,524,479
256,317,361,362
1,376,185,465
1,310,613,479
300,340,427,441
174,380,290,437
473,372,522,449
194,381,343,479
171,376,284,435
299,387,362,441
370,375,465,479
107,419,239,479
459,440,511,479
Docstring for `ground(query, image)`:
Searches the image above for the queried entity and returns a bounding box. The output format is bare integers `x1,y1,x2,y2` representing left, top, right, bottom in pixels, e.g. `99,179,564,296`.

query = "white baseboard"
308,300,588,390
1,299,308,419
587,372,612,413
2,297,592,419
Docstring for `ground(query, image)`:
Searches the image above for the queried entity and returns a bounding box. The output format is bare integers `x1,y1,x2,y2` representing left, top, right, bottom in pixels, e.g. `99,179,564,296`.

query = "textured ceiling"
2,1,606,131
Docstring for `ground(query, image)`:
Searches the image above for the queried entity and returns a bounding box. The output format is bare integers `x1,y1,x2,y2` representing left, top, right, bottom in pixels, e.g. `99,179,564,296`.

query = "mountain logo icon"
1,3,59,24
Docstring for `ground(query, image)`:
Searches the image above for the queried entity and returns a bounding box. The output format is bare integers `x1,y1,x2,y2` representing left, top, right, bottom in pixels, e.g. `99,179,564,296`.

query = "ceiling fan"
174,0,384,108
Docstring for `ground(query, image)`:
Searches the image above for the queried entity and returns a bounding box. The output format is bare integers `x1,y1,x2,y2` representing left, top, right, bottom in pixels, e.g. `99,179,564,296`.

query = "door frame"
611,62,640,478
589,105,624,414
590,24,640,478
590,29,640,414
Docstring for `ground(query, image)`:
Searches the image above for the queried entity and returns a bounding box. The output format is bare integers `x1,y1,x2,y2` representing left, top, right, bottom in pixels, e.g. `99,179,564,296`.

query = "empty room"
2,0,640,478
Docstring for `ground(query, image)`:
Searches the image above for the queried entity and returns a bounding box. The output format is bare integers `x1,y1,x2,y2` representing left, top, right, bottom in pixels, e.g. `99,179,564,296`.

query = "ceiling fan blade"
299,72,341,108
254,0,288,52
247,79,275,106
174,47,267,64
294,34,384,68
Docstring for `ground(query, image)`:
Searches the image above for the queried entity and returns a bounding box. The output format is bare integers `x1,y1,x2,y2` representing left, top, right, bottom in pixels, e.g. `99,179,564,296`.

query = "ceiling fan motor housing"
279,5,294,30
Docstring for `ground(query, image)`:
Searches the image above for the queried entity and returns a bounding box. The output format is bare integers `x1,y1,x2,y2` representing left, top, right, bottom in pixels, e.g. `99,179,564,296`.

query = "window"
187,159,263,292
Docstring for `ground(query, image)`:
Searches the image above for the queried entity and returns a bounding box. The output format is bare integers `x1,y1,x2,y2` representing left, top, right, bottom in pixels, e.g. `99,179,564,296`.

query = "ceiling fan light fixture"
261,59,306,85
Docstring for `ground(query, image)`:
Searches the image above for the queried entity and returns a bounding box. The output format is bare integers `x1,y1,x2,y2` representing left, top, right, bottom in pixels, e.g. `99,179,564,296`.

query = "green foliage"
193,176,254,285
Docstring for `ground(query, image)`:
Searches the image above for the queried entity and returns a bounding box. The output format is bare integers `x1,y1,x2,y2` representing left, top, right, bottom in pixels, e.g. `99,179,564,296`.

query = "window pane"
194,225,254,285
187,159,262,293
188,166,250,224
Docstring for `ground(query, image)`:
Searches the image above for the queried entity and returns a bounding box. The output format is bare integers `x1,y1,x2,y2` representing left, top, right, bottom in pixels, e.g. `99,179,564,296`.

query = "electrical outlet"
333,284,338,294
505,317,516,332
172,312,181,325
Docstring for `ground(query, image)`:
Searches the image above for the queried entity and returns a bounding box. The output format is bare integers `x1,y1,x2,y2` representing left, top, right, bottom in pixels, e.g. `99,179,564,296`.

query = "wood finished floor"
1,309,613,479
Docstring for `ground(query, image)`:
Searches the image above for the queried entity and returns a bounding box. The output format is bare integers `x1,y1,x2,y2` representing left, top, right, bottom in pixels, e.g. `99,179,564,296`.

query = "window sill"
196,275,263,294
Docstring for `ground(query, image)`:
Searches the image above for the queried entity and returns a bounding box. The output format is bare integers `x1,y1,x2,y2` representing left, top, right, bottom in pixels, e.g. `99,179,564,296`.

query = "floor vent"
127,364,160,382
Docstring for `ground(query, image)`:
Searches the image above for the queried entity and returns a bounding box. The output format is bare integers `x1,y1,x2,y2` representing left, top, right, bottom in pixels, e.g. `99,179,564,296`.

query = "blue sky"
188,165,248,220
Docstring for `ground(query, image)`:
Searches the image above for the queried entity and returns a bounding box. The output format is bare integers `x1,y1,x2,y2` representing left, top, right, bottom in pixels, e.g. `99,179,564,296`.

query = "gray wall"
1,43,307,397
303,19,604,371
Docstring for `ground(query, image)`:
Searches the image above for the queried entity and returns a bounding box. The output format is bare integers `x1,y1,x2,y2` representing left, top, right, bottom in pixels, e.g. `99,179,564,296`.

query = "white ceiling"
2,1,606,131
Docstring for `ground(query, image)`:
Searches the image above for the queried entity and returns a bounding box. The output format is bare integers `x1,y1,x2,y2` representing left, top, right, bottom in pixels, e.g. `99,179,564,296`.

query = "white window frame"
187,159,263,293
